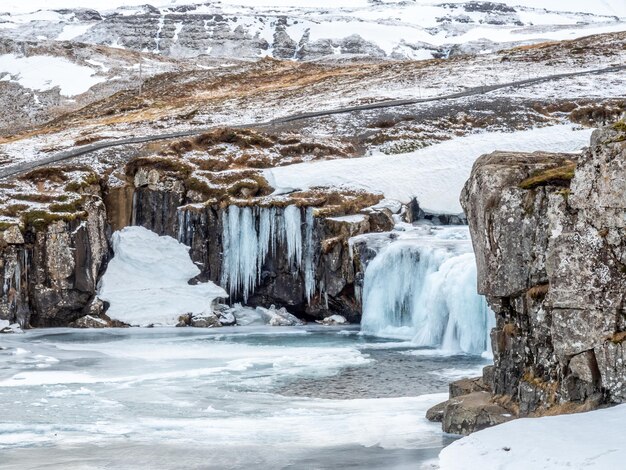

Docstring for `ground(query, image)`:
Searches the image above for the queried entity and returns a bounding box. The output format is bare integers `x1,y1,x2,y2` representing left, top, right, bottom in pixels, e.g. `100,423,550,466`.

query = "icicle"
304,207,316,303
269,207,277,256
257,207,271,282
177,209,185,243
220,204,316,304
227,206,242,298
238,207,258,302
220,206,232,293
14,260,20,293
283,205,302,269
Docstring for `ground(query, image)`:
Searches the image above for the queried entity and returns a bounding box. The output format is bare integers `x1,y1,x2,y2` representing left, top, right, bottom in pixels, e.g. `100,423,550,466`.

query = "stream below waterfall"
0,326,490,469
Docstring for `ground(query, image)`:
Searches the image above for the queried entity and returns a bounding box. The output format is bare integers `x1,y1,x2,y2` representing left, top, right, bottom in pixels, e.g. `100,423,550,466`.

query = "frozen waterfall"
360,226,493,355
220,205,316,303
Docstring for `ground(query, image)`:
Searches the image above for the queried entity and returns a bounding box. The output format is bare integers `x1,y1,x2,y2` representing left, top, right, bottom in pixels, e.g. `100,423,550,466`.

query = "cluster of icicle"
360,241,493,354
2,250,27,297
220,205,316,303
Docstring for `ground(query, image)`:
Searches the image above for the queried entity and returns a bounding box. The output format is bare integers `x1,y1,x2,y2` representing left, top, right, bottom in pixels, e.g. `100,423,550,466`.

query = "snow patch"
0,54,104,96
439,404,626,469
97,226,227,326
265,125,593,214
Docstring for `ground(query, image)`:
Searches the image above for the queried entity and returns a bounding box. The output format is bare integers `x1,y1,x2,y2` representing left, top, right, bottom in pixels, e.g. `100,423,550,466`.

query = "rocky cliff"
0,130,398,327
431,122,626,434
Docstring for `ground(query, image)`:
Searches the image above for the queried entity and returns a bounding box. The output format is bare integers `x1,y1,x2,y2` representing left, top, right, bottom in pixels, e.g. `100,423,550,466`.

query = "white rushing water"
359,225,493,355
221,205,316,303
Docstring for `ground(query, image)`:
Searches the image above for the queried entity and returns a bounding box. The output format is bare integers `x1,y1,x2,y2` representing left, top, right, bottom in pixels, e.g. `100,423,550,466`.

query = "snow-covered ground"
97,226,227,326
0,54,105,96
266,125,593,214
439,404,626,469
3,0,624,18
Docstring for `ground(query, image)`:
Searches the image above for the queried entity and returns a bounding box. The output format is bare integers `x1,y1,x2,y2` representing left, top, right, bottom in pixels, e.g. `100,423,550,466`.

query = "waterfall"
220,205,315,303
360,227,493,354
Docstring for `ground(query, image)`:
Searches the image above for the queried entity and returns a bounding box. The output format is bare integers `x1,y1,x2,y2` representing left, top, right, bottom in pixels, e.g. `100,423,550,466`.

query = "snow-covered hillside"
265,125,593,214
1,1,624,60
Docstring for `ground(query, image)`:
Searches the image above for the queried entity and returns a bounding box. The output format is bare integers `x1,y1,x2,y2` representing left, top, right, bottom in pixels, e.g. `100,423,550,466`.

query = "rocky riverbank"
429,122,626,434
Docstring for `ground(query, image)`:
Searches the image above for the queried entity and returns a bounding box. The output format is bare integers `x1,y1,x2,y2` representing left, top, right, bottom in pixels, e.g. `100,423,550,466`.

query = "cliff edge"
431,122,626,433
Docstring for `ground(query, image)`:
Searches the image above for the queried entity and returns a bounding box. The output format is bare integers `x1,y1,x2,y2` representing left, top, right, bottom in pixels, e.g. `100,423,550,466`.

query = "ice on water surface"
0,326,486,469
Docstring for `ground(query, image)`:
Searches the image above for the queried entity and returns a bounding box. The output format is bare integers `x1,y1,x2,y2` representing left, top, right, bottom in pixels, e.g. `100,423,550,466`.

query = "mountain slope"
1,1,624,61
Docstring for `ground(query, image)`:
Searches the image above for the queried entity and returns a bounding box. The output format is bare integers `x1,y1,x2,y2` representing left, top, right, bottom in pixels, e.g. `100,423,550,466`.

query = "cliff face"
460,123,626,417
0,198,108,327
129,165,389,321
0,150,394,327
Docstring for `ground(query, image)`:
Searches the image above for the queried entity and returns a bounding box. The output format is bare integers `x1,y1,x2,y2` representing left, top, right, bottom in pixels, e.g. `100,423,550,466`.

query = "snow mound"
0,320,22,334
226,303,304,326
0,54,104,96
97,226,227,326
439,404,626,469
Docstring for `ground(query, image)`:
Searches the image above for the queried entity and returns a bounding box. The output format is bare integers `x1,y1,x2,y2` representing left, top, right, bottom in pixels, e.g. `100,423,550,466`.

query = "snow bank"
439,404,626,469
0,320,22,334
97,226,227,326
265,125,593,214
0,54,104,96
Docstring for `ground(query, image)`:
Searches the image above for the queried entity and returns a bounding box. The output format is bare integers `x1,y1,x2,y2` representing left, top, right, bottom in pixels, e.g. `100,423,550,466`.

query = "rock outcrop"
129,160,391,322
436,123,626,431
0,136,398,327
0,197,108,328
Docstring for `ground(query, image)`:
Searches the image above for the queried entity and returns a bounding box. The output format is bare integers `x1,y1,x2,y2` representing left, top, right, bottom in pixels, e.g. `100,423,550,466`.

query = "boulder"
70,315,109,328
425,401,446,423
318,314,348,326
191,312,222,328
442,392,514,435
258,305,304,326
449,377,490,398
0,320,22,333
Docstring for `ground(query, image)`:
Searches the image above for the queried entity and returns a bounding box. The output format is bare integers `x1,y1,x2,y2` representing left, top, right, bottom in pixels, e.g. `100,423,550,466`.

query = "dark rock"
449,377,490,398
70,315,110,328
442,392,514,435
426,401,446,422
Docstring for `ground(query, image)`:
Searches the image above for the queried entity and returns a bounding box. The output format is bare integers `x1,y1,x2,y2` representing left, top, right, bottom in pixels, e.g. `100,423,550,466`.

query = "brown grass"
519,162,576,190
20,167,69,184
126,155,194,178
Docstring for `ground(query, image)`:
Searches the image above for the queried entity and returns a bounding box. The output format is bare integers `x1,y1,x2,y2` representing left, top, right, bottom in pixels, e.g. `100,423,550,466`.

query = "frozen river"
0,326,489,469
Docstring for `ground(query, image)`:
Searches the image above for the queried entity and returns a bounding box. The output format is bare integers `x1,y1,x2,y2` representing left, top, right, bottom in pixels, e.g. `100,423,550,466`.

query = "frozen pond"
0,326,490,469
